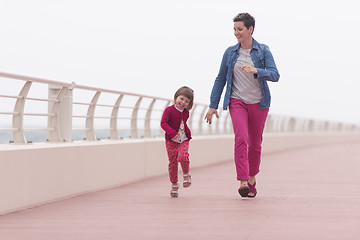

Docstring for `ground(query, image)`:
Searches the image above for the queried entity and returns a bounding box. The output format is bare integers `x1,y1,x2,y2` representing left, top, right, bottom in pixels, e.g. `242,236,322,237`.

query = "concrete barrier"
1,132,360,215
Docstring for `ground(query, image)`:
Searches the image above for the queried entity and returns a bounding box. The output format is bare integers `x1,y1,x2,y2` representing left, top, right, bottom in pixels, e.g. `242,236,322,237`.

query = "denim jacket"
209,38,280,110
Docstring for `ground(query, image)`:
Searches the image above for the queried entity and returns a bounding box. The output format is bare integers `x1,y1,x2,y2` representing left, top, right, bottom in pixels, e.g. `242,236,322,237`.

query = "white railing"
0,71,359,144
0,72,233,144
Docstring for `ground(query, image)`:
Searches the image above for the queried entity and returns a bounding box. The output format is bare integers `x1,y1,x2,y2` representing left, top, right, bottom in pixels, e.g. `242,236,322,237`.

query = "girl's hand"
205,108,219,124
242,65,258,74
171,133,180,141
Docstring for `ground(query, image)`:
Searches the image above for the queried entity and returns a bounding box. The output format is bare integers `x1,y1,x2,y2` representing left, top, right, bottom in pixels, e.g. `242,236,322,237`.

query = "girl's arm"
160,108,178,139
184,112,192,140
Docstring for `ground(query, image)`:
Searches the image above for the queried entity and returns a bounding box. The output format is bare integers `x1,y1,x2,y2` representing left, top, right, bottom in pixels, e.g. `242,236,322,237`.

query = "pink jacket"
160,105,192,141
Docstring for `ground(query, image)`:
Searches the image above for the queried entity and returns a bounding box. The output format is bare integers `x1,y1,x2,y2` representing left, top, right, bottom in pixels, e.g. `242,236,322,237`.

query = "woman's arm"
256,45,280,82
209,48,230,109
205,108,219,124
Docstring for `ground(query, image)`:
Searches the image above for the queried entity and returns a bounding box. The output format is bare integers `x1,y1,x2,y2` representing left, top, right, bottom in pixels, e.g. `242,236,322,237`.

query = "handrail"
75,84,171,102
0,71,359,144
0,71,74,87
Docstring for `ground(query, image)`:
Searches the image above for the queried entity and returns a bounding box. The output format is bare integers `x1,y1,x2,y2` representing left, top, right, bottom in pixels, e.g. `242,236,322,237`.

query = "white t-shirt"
230,47,262,104
172,106,188,143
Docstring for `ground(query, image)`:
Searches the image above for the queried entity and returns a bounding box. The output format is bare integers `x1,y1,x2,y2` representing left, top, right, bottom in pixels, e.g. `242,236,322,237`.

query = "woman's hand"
242,65,258,74
205,108,219,124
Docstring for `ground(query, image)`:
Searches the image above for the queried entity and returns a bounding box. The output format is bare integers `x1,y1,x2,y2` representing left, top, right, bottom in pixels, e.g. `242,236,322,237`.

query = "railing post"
308,120,315,132
85,91,101,141
188,104,197,132
198,106,207,135
287,117,296,132
131,97,142,138
160,100,171,137
264,115,273,132
144,99,156,138
110,95,123,140
215,109,223,134
48,83,74,142
12,81,32,143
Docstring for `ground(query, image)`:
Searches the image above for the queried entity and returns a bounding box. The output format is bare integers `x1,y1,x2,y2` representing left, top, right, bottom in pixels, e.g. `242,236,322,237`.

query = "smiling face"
233,21,253,44
175,95,190,111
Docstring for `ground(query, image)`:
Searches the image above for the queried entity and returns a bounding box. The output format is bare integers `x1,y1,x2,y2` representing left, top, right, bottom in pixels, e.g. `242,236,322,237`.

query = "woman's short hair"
233,13,255,34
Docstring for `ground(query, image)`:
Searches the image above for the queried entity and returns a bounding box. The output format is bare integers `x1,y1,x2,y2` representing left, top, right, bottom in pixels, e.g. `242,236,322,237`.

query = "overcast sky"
1,0,359,124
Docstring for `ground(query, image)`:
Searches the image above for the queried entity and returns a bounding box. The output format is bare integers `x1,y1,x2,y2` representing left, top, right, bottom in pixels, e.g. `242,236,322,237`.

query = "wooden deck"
1,139,360,240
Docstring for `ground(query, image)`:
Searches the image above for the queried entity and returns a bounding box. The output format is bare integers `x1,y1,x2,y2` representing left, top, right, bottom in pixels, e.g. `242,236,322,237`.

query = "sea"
0,129,153,144
0,128,204,144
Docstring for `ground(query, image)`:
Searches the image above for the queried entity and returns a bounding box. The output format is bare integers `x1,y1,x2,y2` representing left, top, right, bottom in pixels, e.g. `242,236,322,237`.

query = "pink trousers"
165,140,190,184
229,98,269,181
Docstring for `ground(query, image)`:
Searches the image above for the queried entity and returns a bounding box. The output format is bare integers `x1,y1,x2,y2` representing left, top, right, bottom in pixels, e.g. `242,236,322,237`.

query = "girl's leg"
229,98,249,181
178,140,190,174
178,140,191,187
165,140,179,184
247,104,269,177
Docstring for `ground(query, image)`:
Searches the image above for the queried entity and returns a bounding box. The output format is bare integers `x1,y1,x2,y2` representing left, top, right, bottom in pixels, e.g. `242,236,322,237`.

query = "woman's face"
233,21,253,43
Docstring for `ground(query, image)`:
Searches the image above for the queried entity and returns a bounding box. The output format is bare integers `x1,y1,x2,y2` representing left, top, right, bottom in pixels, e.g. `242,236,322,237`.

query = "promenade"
0,139,359,240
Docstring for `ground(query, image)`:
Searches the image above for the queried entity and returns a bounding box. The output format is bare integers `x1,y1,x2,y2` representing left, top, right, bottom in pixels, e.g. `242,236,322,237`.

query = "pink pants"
229,98,269,181
165,140,190,184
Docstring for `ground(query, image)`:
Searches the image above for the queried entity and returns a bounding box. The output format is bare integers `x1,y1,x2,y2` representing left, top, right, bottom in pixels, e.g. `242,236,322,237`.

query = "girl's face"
233,21,253,43
175,95,190,111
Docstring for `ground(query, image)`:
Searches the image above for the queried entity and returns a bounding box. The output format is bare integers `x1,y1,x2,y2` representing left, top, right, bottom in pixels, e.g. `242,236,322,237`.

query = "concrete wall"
1,132,360,215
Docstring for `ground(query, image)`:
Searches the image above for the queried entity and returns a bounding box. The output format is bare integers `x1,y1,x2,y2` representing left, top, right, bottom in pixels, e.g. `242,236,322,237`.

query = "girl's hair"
174,86,194,111
233,12,255,34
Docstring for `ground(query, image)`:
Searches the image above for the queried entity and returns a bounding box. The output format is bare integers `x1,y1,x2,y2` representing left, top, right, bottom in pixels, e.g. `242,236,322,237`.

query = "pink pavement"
1,139,360,240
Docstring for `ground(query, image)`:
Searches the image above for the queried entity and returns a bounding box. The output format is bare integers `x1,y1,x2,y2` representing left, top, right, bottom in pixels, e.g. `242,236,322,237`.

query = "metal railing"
0,71,358,144
0,71,232,144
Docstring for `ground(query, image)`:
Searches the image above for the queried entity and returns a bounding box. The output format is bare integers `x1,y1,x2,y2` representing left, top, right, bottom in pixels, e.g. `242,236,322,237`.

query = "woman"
205,13,280,198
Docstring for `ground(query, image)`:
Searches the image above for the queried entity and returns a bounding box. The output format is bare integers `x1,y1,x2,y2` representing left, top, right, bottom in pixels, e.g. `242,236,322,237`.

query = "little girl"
161,86,194,198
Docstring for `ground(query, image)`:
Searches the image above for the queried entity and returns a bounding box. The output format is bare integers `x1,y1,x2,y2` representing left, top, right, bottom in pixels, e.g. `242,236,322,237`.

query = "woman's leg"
165,140,179,184
247,104,269,177
229,98,249,181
